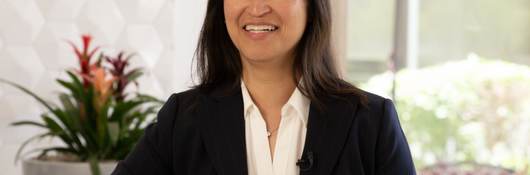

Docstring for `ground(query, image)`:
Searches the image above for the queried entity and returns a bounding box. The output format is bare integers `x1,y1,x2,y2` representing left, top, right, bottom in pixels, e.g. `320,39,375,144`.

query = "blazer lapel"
199,87,248,175
198,84,360,175
300,97,360,175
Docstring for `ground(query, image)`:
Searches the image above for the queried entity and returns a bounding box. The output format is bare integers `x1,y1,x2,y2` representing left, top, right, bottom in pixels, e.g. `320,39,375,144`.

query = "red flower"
68,34,100,87
105,52,142,101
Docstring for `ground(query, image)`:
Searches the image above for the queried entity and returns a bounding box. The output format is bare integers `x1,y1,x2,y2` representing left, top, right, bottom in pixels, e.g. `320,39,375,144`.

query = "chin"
242,54,275,63
240,49,281,63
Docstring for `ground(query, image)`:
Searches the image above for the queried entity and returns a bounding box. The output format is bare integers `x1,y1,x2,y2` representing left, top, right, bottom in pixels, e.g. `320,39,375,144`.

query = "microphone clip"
296,151,314,171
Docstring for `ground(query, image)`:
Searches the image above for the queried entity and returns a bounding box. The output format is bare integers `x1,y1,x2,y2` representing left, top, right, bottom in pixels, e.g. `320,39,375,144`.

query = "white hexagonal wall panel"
76,0,125,45
34,22,80,71
153,49,178,92
5,46,46,86
0,35,4,51
35,0,87,21
0,0,45,44
154,1,175,47
0,47,45,88
0,1,205,174
116,25,163,69
115,0,167,24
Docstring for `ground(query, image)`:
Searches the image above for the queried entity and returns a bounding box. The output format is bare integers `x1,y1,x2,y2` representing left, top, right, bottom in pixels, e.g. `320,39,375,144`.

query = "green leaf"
14,132,54,164
41,114,80,153
11,121,47,128
109,100,144,121
136,93,164,104
58,94,83,132
131,107,158,130
88,96,112,154
21,146,78,161
125,68,143,82
42,115,64,134
58,93,79,129
4,66,165,162
49,108,85,154
66,71,83,90
108,122,119,146
0,78,56,112
58,82,85,104
88,156,101,175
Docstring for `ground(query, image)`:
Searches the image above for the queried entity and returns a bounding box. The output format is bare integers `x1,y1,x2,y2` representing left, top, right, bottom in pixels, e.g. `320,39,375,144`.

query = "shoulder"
165,88,206,112
170,88,202,103
339,89,399,129
338,88,393,113
155,88,204,126
350,91,415,173
361,90,394,113
170,86,232,103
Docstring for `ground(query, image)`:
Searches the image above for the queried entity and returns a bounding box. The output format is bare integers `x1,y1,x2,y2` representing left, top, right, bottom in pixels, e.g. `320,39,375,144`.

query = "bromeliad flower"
68,34,101,87
105,52,143,101
82,66,117,109
5,34,163,175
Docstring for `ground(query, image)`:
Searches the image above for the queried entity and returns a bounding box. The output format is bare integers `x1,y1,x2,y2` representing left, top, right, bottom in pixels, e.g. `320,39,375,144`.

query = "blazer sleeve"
112,94,179,175
375,99,416,175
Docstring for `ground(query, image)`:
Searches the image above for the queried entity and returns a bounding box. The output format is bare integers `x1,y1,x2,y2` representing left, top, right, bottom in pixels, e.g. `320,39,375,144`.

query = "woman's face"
224,0,307,64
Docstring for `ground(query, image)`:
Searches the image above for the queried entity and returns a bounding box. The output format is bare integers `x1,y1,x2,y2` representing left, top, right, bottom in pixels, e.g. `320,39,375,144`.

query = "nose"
248,0,272,17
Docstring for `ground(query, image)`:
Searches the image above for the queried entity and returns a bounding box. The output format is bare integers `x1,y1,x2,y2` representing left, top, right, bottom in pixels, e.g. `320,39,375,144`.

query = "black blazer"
112,86,416,175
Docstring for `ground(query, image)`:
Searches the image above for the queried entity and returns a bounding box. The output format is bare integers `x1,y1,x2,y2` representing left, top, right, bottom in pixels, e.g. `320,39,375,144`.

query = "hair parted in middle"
194,0,367,107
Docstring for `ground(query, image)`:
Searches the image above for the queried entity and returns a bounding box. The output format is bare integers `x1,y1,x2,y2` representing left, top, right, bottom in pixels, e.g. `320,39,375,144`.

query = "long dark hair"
194,0,367,107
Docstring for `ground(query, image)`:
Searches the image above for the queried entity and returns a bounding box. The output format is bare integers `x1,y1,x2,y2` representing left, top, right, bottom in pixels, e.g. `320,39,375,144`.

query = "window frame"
332,0,419,75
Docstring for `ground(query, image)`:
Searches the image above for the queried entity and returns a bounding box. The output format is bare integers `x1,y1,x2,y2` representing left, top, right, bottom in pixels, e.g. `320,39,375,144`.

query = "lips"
243,24,279,33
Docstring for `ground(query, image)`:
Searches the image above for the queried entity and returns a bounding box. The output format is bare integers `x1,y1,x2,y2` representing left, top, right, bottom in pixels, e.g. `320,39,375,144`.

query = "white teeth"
244,25,278,32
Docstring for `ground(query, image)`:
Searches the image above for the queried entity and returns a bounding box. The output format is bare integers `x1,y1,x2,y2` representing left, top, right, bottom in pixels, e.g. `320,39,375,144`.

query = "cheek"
224,0,244,47
281,1,308,44
295,2,308,33
223,1,237,28
224,0,238,20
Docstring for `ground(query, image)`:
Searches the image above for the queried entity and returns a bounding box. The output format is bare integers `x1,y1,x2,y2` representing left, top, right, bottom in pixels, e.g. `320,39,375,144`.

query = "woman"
112,0,416,174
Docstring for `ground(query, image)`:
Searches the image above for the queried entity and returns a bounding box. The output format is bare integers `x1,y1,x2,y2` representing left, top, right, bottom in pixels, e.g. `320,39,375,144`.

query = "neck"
241,56,297,111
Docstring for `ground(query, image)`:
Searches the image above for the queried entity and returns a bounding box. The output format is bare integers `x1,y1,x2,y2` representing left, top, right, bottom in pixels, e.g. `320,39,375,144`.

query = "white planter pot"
22,159,117,175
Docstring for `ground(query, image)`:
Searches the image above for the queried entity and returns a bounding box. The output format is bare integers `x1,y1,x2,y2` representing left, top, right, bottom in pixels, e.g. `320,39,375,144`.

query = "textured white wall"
0,0,206,174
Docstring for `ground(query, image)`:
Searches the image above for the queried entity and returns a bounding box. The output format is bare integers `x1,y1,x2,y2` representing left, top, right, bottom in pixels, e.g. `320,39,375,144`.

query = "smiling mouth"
243,24,279,33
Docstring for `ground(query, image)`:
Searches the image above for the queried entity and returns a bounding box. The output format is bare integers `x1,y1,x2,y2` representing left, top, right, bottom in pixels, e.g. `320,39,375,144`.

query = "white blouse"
241,81,311,175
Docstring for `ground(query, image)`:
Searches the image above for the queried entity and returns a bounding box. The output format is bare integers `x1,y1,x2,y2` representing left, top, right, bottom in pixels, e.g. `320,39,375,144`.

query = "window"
343,0,530,83
418,0,530,66
340,0,530,172
343,0,396,83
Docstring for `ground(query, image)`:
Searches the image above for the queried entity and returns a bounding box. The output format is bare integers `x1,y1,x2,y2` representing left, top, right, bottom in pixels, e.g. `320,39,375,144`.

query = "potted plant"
1,35,163,175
